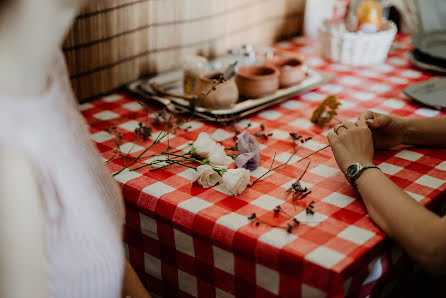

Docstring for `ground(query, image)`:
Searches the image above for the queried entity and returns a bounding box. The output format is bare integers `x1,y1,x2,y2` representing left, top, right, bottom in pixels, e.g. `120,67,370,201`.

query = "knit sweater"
0,51,125,298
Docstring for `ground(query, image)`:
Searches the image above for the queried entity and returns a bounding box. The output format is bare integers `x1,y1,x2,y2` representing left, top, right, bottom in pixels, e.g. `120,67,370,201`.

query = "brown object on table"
311,95,341,127
193,72,239,109
266,56,306,88
235,66,279,98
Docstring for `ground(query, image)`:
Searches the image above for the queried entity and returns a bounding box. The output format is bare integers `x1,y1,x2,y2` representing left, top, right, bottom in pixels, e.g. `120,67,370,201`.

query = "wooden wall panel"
64,0,305,101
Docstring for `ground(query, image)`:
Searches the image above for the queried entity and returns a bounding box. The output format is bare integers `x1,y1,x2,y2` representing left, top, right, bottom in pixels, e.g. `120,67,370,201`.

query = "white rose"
222,168,251,196
208,144,234,167
192,165,222,188
192,132,218,158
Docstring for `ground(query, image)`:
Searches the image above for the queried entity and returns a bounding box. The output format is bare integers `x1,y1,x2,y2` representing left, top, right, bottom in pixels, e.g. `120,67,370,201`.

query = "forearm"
356,168,446,274
402,116,446,147
122,259,151,298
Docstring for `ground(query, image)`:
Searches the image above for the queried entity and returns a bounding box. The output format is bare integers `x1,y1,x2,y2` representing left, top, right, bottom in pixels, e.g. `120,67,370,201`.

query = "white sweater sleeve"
0,150,49,298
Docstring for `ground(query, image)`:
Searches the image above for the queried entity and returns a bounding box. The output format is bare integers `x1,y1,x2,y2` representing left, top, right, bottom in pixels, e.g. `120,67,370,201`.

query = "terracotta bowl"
235,65,279,98
265,56,306,88
193,71,239,109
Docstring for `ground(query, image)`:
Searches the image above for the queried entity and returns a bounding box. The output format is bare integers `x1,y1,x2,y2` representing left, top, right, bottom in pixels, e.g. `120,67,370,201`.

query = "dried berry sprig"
247,212,287,229
282,161,312,210
104,126,123,163
248,208,301,233
254,131,273,140
231,121,252,141
254,123,273,140
289,132,302,141
134,122,152,141
306,201,315,215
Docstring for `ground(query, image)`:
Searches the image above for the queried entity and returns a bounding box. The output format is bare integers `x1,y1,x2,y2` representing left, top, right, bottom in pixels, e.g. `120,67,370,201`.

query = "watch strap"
347,162,380,190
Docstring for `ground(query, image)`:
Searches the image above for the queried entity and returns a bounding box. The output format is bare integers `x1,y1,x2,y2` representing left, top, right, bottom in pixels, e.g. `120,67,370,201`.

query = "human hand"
327,120,374,173
358,111,405,149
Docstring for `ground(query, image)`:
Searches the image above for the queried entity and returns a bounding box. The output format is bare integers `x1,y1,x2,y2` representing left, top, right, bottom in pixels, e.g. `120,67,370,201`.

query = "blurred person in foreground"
328,111,446,295
0,1,151,297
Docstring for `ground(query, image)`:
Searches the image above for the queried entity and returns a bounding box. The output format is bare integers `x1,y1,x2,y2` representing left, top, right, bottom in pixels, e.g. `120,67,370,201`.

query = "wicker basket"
318,20,397,65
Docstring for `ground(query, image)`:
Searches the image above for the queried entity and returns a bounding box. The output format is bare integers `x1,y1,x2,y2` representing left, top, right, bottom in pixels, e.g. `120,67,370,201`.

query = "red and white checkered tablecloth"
80,34,446,298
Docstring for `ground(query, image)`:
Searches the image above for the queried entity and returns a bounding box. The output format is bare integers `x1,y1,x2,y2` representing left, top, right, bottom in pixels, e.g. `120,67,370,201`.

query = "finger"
358,111,374,121
334,124,348,134
343,121,356,129
367,115,390,129
355,119,368,127
359,110,383,122
327,131,337,144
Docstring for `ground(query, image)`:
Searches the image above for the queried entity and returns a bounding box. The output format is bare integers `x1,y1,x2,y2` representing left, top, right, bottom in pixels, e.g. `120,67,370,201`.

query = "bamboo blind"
64,0,305,101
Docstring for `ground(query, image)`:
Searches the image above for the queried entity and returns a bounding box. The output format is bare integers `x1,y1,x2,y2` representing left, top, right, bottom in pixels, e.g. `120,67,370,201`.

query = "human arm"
355,168,446,275
0,151,49,298
328,121,446,275
359,111,446,148
122,259,152,298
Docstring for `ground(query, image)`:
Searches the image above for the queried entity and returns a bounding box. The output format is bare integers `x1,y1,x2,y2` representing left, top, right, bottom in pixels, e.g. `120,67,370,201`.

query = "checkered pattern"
81,35,446,297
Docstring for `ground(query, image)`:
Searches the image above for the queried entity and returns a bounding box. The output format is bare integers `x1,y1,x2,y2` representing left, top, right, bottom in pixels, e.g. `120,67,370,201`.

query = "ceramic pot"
266,56,306,88
193,71,239,109
235,66,279,98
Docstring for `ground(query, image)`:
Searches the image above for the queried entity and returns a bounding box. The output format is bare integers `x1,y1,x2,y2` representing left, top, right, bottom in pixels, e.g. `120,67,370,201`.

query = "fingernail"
366,119,374,124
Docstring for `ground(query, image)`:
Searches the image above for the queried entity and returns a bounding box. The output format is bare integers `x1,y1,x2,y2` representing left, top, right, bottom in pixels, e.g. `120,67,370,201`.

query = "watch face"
346,164,359,177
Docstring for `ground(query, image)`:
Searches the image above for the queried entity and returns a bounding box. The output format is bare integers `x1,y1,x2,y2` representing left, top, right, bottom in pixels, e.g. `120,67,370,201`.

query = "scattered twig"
296,144,331,162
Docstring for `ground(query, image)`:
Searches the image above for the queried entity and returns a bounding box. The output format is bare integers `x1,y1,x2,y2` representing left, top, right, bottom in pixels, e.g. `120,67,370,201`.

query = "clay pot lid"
237,65,279,80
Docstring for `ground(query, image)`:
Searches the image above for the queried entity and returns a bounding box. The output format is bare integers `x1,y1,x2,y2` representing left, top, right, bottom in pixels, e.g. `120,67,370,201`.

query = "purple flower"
235,131,260,171
236,131,258,154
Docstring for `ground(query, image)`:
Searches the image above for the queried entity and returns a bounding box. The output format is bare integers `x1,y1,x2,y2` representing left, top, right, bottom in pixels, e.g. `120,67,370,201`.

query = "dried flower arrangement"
100,74,334,231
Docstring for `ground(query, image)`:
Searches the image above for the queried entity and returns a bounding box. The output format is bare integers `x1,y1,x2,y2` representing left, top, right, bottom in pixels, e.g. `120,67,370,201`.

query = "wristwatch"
345,162,380,189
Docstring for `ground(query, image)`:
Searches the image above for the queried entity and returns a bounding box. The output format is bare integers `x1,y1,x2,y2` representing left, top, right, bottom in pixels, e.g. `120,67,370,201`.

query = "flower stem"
250,144,330,186
111,77,223,176
297,161,311,182
112,120,168,176
250,152,276,186
296,145,330,162
161,151,205,165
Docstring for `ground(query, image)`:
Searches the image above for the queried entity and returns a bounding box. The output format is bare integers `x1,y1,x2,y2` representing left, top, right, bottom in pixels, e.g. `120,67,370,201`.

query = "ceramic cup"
235,65,279,98
266,56,306,88
193,71,239,109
